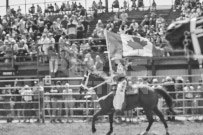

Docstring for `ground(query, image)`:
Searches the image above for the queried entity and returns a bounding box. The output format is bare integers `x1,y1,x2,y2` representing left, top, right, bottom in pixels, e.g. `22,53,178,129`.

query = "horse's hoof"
92,127,96,133
166,132,170,135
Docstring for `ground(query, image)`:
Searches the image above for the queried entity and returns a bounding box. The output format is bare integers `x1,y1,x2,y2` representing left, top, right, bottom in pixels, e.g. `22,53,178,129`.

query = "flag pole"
104,30,113,76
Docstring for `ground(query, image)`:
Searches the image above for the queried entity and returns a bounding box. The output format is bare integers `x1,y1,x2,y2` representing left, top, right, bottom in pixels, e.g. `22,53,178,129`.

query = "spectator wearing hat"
67,19,77,39
4,40,12,63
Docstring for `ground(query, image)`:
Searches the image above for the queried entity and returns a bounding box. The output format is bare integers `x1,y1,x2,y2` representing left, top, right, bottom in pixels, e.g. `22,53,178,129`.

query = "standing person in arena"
112,55,128,111
55,81,63,123
32,80,44,123
63,83,75,123
20,85,33,123
50,84,58,123
163,76,176,121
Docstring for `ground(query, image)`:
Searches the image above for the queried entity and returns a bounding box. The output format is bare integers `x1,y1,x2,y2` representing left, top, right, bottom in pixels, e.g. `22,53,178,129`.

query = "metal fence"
0,76,203,123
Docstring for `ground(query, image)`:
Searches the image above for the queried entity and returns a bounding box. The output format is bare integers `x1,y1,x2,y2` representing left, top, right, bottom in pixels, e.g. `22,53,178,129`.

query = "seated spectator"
112,0,120,12
79,7,87,16
98,0,103,11
37,5,42,15
123,0,128,10
66,1,71,11
118,21,128,34
4,41,12,63
113,12,121,25
39,33,50,56
80,16,90,37
67,19,77,39
92,1,98,11
49,4,55,13
61,3,66,14
29,4,35,14
80,40,90,54
131,0,137,9
48,33,55,49
83,53,94,72
119,11,128,23
54,3,60,13
0,40,6,60
61,15,69,30
94,55,103,72
141,15,150,27
151,0,157,11
14,40,29,62
156,14,165,30
77,21,84,39
130,19,139,31
96,19,104,29
138,0,144,8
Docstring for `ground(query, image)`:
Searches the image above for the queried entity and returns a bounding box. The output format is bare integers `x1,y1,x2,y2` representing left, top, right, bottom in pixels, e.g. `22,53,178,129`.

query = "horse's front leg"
92,109,104,133
106,112,114,135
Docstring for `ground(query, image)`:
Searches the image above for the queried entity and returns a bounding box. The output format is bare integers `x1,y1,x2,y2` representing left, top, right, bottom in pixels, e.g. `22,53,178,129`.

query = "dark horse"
80,73,175,135
165,17,203,61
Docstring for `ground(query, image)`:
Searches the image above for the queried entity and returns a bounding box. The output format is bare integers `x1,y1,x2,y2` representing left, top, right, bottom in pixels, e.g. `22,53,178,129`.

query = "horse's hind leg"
153,107,169,135
106,112,114,135
92,109,105,133
142,109,154,135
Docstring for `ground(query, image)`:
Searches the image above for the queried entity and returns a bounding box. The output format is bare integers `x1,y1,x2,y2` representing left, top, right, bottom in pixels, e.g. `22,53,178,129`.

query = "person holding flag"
111,54,129,111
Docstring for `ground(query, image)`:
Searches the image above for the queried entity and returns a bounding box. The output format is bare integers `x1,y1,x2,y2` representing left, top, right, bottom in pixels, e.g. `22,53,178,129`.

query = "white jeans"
49,58,58,73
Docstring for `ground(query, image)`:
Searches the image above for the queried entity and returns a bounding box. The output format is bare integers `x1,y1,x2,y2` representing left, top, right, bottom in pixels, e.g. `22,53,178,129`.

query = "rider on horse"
111,54,128,111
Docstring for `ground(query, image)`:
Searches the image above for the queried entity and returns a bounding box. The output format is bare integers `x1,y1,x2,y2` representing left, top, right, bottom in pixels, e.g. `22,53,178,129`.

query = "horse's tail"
154,87,176,115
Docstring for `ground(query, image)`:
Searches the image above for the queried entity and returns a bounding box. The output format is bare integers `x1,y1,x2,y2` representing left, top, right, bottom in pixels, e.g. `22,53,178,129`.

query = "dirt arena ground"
0,121,203,135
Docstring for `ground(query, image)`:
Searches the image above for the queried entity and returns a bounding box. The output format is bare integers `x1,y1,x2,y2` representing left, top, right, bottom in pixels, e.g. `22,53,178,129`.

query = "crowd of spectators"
175,0,203,20
0,78,96,123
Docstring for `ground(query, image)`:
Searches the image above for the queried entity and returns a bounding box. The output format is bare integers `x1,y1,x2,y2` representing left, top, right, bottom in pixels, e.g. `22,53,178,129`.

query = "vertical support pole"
6,0,9,13
105,0,108,12
25,0,27,14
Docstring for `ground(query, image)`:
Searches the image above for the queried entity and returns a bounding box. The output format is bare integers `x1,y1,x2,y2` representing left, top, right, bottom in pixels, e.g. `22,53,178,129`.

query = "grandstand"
0,0,202,125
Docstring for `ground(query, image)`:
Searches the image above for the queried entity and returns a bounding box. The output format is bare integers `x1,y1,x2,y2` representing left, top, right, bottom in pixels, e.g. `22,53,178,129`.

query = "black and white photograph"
0,0,203,134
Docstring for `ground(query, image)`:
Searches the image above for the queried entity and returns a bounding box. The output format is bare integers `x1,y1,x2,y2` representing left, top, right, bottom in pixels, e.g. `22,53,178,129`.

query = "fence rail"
0,77,202,123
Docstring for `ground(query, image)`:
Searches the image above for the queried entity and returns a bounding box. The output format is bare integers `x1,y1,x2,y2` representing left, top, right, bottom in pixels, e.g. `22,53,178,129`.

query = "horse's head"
165,17,203,56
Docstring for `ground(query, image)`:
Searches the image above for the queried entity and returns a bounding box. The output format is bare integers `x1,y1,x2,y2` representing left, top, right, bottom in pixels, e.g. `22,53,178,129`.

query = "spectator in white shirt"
130,19,139,31
20,85,32,123
119,11,128,22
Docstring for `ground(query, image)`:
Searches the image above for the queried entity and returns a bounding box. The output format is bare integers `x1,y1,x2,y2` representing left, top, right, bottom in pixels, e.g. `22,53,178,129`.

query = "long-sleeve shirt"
20,89,32,102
